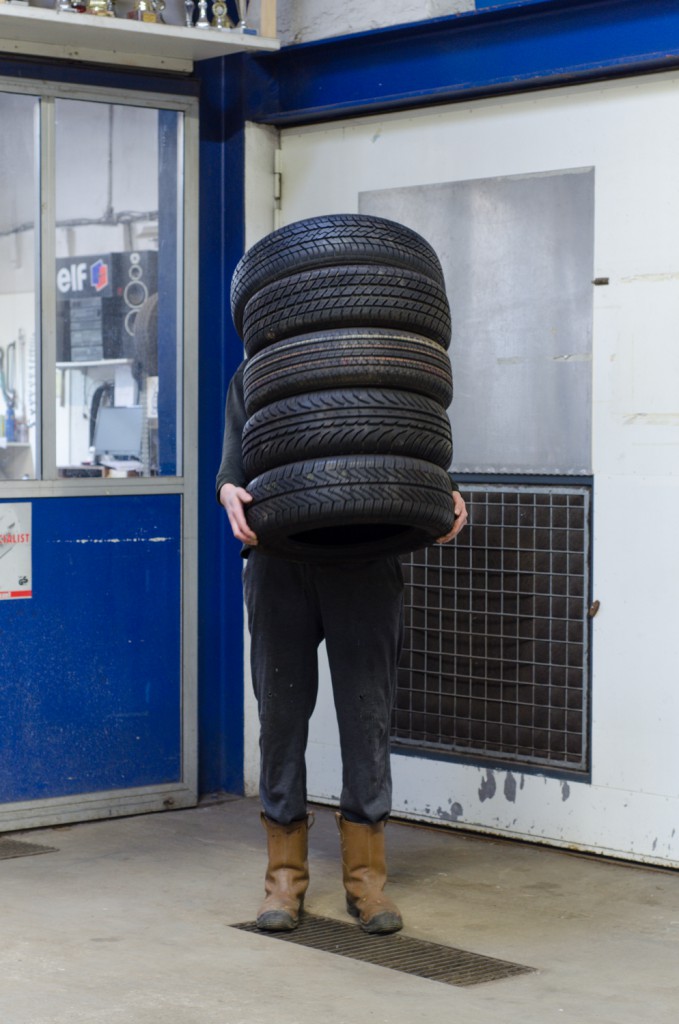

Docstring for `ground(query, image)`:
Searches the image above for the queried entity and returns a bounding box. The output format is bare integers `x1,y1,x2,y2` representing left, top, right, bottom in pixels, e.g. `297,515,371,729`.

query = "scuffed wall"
31,0,475,38
249,0,475,45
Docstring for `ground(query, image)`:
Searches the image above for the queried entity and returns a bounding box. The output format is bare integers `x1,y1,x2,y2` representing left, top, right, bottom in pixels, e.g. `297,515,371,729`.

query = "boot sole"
256,909,299,932
346,898,403,935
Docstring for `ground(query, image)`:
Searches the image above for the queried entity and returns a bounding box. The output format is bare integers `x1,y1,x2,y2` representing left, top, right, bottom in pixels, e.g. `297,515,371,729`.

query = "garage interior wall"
199,0,675,868
1,0,677,855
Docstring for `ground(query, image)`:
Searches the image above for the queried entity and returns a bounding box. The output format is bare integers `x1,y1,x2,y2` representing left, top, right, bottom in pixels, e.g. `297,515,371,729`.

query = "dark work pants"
243,549,404,826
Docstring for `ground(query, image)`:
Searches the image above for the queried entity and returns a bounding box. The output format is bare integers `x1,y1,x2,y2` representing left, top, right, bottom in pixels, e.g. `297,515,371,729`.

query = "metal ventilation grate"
233,914,535,987
0,838,58,861
395,485,591,773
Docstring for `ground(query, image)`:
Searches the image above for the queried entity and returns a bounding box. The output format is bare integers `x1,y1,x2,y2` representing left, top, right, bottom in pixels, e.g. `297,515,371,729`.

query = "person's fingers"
435,493,468,544
220,484,258,544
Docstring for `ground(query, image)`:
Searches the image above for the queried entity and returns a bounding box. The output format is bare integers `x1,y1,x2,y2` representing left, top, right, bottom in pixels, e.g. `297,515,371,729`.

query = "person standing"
217,361,468,934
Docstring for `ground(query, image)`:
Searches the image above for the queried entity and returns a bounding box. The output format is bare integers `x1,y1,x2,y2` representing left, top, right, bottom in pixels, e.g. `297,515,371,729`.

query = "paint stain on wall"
437,802,464,822
478,770,496,802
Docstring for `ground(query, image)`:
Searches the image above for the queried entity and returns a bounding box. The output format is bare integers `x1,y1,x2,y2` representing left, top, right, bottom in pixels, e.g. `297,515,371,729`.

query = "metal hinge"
273,148,282,229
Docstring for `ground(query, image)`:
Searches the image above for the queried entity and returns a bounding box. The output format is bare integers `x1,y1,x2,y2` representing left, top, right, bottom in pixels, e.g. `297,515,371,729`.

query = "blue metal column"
195,55,251,795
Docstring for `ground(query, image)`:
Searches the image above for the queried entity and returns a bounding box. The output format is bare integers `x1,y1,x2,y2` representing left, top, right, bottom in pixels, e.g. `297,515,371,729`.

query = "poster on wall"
0,503,32,600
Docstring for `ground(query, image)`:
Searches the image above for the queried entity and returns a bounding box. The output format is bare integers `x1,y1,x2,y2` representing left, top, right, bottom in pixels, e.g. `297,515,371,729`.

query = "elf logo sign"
56,255,112,298
90,259,109,292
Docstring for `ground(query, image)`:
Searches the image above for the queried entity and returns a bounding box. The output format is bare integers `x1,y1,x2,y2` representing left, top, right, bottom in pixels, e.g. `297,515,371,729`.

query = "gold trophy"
212,0,232,30
86,0,115,14
128,0,162,21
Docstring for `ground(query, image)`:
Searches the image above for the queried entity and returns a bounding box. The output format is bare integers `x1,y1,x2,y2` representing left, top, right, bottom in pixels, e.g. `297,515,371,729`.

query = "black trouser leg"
317,557,404,824
244,551,403,827
243,550,323,824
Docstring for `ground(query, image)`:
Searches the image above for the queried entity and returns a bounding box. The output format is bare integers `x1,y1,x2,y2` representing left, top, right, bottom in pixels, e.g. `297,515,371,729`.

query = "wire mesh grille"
395,485,590,772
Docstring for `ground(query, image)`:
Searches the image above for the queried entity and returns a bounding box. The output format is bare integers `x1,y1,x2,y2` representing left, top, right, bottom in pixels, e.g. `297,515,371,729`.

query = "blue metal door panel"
0,494,182,803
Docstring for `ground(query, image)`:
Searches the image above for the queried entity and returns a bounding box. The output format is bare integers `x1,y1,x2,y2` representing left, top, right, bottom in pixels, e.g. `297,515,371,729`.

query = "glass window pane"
54,99,182,479
0,92,38,481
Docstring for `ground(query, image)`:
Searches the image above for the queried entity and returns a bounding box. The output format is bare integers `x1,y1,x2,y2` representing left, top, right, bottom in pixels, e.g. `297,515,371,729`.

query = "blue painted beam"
475,0,560,10
243,0,679,125
195,55,249,796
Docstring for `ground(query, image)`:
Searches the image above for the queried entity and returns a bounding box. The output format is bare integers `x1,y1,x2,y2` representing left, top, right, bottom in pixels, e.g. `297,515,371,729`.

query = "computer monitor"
92,405,143,460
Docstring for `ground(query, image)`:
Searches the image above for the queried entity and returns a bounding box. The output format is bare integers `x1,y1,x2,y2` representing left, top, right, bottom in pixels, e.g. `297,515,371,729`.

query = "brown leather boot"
256,813,313,931
336,813,403,934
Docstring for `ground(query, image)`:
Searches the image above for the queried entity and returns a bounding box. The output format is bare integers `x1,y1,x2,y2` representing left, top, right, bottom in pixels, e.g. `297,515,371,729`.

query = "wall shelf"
0,5,280,73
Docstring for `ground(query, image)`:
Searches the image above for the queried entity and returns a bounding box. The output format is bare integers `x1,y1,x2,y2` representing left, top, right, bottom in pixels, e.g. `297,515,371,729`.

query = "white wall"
259,0,474,46
243,72,679,866
30,0,473,39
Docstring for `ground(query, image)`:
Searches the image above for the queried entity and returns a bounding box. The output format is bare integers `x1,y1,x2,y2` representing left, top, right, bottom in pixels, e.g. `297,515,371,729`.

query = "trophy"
128,0,162,21
233,0,256,33
195,0,210,29
86,0,115,14
184,0,193,26
212,0,232,30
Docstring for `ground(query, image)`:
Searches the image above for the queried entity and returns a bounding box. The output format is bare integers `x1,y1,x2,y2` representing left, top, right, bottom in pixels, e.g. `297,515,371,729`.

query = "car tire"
245,453,454,562
242,388,453,478
242,329,453,416
230,213,445,335
241,264,451,357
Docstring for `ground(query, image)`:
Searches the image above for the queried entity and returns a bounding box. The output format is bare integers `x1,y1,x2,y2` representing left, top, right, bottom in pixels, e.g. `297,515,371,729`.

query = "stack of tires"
231,214,455,562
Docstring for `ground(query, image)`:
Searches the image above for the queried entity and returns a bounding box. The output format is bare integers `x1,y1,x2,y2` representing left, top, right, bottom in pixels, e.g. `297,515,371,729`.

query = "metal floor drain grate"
0,838,58,861
233,914,535,987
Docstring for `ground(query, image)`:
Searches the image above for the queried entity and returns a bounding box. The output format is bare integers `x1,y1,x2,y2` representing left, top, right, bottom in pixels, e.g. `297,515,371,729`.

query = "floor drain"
233,914,535,987
0,838,58,861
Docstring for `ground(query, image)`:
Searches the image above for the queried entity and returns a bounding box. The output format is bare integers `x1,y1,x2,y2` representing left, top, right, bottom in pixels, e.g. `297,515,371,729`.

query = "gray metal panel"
360,169,594,474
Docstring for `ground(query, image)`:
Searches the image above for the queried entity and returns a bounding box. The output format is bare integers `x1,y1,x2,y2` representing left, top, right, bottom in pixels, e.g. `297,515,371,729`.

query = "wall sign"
0,503,32,600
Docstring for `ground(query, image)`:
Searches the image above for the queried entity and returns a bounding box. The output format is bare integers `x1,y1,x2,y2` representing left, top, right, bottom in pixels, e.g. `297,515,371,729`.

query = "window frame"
0,75,198,499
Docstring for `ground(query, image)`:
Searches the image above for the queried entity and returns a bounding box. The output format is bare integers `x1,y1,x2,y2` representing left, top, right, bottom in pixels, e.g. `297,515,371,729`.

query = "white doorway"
244,72,679,866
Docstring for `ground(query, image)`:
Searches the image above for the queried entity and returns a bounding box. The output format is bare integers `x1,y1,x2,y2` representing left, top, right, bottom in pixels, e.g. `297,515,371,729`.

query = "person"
217,360,468,934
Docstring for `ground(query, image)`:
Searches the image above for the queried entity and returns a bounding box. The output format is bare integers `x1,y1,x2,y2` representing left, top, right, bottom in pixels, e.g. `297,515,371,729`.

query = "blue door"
0,83,198,830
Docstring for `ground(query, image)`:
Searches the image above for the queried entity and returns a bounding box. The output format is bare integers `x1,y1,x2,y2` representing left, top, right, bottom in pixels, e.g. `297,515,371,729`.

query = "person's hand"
219,483,258,546
435,490,468,544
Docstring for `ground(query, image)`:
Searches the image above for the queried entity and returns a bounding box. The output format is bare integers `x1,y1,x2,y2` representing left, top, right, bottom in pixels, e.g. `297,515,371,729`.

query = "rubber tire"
132,292,158,376
245,454,454,563
230,214,445,335
242,388,453,479
243,329,453,417
241,264,452,357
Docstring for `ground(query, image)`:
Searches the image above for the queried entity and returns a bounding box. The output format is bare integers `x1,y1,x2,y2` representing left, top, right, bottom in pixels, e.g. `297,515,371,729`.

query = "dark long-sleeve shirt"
216,361,248,496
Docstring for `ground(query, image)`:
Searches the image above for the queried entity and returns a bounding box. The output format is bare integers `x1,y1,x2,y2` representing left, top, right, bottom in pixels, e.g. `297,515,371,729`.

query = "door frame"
195,1,679,805
224,6,679,867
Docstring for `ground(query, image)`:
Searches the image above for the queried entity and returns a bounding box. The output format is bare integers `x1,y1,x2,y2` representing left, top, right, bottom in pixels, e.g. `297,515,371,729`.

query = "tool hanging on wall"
0,342,17,442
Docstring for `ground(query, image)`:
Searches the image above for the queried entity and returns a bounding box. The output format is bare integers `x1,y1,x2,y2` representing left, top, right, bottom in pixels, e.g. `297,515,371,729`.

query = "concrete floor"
2,796,679,1024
